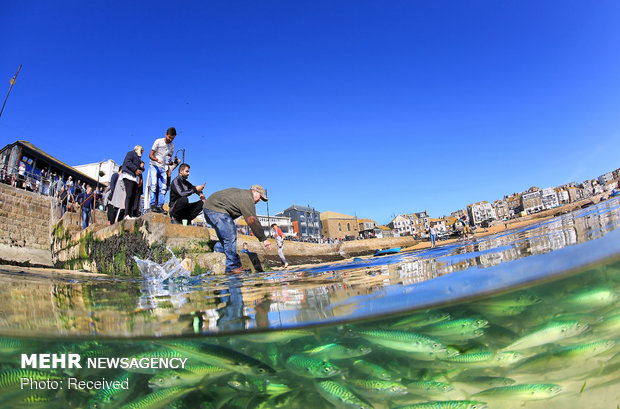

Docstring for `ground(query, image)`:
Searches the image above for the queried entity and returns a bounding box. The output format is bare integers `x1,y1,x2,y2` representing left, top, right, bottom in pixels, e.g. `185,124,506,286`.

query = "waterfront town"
1,140,618,245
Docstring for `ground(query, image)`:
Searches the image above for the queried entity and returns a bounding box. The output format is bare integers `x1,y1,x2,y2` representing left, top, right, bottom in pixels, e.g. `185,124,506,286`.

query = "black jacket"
169,175,197,210
121,150,141,176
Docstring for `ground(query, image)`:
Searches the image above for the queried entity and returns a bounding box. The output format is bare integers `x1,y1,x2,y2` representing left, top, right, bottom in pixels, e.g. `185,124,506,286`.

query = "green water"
1,257,619,408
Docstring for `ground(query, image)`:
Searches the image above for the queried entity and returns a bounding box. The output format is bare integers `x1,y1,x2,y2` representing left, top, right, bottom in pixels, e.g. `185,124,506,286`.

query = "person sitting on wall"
169,163,205,225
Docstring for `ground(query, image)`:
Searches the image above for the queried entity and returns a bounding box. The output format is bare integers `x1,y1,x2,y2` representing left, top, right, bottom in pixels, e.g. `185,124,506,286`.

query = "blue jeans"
430,234,436,247
148,163,167,207
203,209,241,272
82,208,91,229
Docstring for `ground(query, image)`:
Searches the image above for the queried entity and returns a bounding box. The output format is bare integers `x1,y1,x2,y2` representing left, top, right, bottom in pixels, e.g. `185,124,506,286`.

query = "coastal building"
598,172,614,186
442,216,459,233
592,181,605,195
566,186,583,203
429,218,446,233
467,201,497,226
581,180,596,197
556,188,570,204
320,211,360,240
236,214,294,238
358,218,379,239
73,159,120,185
493,199,510,220
0,140,100,190
450,209,468,219
374,226,394,238
279,205,322,240
504,194,523,218
388,215,413,236
521,188,544,214
604,180,618,192
541,187,560,210
405,211,430,235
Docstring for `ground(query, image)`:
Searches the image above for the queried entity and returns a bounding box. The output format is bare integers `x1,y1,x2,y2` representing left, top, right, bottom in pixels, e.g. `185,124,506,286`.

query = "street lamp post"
266,189,271,238
94,160,107,225
0,65,21,120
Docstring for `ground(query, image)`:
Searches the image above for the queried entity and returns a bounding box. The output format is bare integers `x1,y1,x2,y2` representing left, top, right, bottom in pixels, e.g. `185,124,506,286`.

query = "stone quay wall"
0,183,52,251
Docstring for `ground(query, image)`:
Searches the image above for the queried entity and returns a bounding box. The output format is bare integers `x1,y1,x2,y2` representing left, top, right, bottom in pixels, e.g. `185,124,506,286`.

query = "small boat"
374,247,401,257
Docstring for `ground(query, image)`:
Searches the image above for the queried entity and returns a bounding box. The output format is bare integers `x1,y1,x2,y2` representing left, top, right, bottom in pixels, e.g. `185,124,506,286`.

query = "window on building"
338,223,341,231
347,223,350,231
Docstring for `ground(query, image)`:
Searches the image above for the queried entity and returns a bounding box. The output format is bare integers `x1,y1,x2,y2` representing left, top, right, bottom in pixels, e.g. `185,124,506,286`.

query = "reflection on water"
0,197,618,338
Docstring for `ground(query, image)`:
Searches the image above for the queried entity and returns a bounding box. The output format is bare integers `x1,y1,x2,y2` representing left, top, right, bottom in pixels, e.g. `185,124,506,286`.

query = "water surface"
0,197,618,338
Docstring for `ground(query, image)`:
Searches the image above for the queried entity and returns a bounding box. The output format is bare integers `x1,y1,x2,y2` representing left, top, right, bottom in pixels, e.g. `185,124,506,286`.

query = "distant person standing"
271,223,288,268
462,216,471,238
17,161,26,188
202,185,272,273
148,127,176,213
429,223,437,248
66,176,74,196
59,186,68,217
121,145,144,220
169,163,205,224
78,185,95,229
106,170,121,224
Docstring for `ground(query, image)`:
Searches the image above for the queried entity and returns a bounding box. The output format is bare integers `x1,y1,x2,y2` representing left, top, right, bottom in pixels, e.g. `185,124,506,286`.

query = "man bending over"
203,185,272,273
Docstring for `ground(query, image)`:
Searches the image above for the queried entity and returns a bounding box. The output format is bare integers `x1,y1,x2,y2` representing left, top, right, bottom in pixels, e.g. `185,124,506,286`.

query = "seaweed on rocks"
88,232,169,276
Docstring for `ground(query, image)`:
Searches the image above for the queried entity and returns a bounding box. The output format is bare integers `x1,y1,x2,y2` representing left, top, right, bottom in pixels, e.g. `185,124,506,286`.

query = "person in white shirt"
147,127,176,213
429,224,437,248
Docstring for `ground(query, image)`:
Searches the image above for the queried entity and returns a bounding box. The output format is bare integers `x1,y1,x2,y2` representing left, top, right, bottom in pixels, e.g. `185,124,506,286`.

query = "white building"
429,218,447,233
593,184,605,195
598,172,614,186
493,199,510,220
389,215,413,236
259,215,294,238
235,214,294,238
73,159,120,185
406,211,430,234
521,191,544,214
556,189,570,204
467,201,497,225
605,181,618,192
541,187,560,210
581,180,595,197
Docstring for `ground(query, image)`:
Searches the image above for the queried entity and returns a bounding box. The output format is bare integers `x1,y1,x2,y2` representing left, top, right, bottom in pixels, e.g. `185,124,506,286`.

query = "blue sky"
2,1,619,224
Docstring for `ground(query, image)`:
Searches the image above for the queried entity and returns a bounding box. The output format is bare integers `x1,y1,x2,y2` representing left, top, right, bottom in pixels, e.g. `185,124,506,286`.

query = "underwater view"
0,197,619,408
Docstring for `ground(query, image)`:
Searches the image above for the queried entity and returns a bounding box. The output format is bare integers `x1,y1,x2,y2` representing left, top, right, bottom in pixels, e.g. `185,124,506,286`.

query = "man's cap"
250,185,268,201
